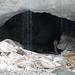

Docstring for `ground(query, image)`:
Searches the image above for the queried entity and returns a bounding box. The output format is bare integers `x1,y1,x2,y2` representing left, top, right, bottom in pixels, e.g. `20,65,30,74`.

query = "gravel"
0,68,55,75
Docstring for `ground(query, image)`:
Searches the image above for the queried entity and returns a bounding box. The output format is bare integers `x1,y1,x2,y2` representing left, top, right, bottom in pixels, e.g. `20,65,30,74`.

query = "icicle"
60,1,63,35
27,10,29,49
26,11,33,50
21,12,27,48
65,20,68,31
73,21,75,31
61,18,63,34
29,11,33,50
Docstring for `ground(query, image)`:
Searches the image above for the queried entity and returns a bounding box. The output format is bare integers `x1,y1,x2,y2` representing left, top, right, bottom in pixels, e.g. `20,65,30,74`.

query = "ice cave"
0,0,75,75
1,11,75,54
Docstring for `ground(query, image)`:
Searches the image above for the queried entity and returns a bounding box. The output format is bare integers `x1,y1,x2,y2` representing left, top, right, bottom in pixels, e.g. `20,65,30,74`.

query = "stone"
64,50,75,72
57,31,75,51
53,55,68,67
57,43,67,50
0,0,75,26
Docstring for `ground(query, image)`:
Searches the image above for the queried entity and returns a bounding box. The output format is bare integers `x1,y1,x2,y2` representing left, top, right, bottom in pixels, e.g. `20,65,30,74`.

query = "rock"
4,39,23,48
53,55,68,67
0,0,75,26
17,49,27,55
64,50,75,72
61,49,71,56
0,38,72,74
57,43,67,50
0,39,56,71
57,31,75,51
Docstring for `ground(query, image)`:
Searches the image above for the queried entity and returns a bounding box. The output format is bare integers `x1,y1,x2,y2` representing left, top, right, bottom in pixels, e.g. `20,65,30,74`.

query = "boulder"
57,31,75,51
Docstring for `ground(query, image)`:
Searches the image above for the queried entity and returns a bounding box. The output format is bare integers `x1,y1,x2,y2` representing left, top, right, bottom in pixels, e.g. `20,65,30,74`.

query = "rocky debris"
55,31,75,72
0,39,70,74
64,50,75,72
61,49,71,56
57,31,75,72
53,55,68,67
57,31,75,51
0,39,57,70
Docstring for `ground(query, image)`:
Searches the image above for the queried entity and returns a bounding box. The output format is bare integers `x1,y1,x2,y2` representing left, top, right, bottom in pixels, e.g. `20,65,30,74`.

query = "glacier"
0,0,75,26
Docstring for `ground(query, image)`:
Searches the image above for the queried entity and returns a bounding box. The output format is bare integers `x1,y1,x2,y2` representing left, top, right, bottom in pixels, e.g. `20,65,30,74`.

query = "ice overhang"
0,0,75,26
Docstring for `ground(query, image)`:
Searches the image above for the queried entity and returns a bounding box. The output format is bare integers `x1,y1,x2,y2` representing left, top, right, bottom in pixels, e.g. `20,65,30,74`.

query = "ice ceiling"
0,0,75,26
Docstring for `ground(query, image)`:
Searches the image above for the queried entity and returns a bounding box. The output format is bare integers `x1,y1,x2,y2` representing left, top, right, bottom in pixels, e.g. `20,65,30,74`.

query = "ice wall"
0,0,75,26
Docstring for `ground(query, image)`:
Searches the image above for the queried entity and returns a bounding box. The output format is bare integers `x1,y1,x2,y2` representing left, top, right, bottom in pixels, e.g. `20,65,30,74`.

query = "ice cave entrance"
0,11,75,54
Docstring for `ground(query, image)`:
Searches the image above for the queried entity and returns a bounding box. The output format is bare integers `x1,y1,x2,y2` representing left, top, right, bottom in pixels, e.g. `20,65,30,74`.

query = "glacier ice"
0,0,75,26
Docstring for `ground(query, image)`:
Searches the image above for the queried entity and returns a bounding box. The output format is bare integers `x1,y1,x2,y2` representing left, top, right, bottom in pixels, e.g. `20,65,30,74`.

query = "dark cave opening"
0,11,75,54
